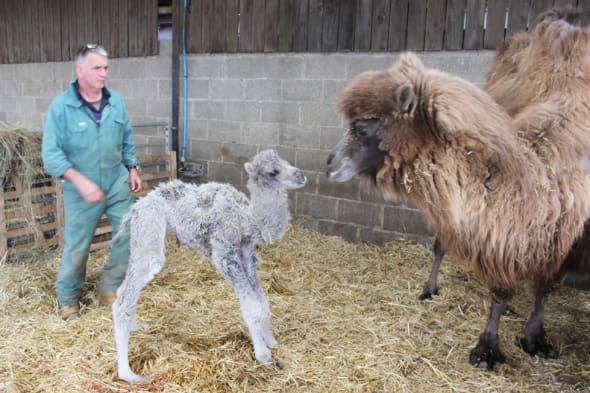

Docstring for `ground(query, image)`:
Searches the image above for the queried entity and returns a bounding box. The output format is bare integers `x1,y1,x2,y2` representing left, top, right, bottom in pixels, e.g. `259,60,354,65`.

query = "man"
42,44,142,320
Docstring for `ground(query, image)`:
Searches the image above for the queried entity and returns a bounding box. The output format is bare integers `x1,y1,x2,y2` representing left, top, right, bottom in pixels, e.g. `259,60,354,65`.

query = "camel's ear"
244,162,254,175
394,83,417,116
398,52,424,70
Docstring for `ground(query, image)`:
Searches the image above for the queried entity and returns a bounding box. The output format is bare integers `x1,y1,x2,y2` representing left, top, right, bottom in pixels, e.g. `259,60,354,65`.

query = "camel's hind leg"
214,246,279,369
112,211,167,383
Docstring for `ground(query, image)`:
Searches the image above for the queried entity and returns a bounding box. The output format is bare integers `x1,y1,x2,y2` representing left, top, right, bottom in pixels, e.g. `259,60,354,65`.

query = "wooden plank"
202,0,214,52
293,0,309,51
187,0,203,53
506,0,530,38
4,186,57,200
129,0,148,56
264,0,280,52
406,0,427,50
372,0,391,51
5,222,58,239
252,0,266,51
424,0,446,51
464,0,485,49
577,0,590,12
279,0,295,52
118,0,130,57
239,0,254,52
530,0,554,22
444,0,465,50
7,238,58,255
212,0,226,52
0,0,7,63
308,0,323,51
148,0,159,55
0,187,6,262
338,0,356,51
54,181,64,249
553,0,576,8
225,0,239,52
484,0,507,49
322,0,341,51
389,0,409,50
355,0,373,51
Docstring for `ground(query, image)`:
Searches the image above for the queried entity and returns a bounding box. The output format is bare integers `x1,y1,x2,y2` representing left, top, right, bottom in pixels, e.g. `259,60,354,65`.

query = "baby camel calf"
111,150,306,383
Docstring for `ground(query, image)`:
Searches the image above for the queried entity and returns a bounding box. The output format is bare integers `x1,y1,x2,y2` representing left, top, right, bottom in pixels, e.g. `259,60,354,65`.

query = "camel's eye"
350,121,367,137
269,169,280,177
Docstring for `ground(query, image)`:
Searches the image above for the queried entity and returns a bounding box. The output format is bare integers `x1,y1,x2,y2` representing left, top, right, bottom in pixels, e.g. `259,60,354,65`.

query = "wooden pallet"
1,151,177,259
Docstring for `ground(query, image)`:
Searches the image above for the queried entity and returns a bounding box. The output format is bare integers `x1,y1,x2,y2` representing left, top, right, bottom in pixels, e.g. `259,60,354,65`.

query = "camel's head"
245,149,307,190
326,53,424,183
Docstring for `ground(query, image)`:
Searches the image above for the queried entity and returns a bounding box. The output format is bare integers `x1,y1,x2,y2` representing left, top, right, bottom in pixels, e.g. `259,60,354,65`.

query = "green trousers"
57,168,133,307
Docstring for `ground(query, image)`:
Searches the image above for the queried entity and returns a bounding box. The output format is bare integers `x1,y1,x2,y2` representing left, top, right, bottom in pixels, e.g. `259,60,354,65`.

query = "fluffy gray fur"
111,149,307,383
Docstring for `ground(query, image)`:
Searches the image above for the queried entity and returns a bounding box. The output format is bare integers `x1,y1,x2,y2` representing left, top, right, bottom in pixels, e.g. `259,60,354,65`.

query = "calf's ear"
395,83,417,116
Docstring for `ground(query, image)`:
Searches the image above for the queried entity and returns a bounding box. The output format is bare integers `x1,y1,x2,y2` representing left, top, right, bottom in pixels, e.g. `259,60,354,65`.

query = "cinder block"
210,79,245,100
358,228,400,245
207,160,244,185
383,206,434,237
146,99,170,118
188,139,224,161
207,120,241,143
320,126,345,150
296,193,338,220
225,101,261,122
322,79,349,106
346,54,397,78
242,123,280,145
191,100,225,120
264,55,304,79
144,58,171,78
317,220,359,243
304,55,347,79
132,80,159,100
245,79,281,101
301,102,341,127
186,79,210,99
281,79,322,102
279,124,319,148
227,56,266,79
261,102,300,123
220,142,258,165
295,148,331,172
187,57,226,79
318,175,359,200
338,199,383,228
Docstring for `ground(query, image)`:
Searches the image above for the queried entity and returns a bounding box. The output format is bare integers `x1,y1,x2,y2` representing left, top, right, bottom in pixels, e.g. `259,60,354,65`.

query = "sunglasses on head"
76,43,107,57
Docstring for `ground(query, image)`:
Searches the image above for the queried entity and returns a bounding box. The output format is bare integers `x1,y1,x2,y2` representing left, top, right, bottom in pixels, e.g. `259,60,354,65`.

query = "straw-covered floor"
1,223,589,392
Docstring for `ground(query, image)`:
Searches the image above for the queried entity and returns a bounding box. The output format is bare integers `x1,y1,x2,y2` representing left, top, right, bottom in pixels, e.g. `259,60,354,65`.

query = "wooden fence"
1,151,177,260
186,0,590,53
0,0,159,64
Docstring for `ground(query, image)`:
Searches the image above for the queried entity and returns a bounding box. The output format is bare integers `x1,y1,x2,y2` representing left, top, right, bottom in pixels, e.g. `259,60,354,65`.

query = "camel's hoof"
419,286,439,301
469,343,506,371
119,372,149,384
517,336,558,359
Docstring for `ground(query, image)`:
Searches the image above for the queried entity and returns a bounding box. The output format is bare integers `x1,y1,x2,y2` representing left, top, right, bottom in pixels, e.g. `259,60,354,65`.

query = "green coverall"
42,81,140,307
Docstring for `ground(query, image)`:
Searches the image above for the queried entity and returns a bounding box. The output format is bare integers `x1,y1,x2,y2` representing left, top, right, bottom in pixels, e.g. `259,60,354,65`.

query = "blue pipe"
181,0,188,162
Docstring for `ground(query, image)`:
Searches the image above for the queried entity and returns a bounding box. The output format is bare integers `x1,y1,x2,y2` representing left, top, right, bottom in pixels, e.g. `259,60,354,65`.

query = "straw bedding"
1,223,589,392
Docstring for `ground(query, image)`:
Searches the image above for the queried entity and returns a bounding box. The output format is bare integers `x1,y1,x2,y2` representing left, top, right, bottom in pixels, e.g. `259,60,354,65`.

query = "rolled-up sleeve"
42,101,72,178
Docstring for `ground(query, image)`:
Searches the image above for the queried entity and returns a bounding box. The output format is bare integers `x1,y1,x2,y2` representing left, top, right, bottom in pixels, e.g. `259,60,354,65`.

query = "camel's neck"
247,183,290,245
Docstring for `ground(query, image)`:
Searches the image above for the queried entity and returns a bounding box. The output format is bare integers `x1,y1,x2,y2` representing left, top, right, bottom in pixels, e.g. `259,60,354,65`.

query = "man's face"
76,52,108,90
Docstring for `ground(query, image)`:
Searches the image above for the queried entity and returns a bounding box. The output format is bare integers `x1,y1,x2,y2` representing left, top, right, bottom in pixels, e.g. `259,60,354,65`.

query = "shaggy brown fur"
327,49,590,368
423,9,590,300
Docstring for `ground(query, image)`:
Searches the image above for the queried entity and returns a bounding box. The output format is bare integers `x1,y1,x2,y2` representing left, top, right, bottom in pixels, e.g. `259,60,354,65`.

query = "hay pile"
1,223,589,392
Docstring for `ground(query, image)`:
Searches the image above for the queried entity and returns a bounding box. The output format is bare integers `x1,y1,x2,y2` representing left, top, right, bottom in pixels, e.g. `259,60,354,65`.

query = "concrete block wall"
182,49,496,244
0,41,173,155
0,40,496,244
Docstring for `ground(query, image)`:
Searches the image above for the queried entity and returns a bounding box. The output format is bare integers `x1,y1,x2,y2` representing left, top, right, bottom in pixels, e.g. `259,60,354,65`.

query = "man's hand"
62,168,105,204
128,168,143,193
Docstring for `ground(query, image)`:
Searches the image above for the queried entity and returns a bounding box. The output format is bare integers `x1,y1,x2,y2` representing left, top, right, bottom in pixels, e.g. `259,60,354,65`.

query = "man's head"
75,44,109,91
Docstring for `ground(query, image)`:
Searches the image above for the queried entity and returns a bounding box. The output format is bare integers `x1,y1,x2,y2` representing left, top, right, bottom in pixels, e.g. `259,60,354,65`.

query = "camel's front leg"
469,287,512,371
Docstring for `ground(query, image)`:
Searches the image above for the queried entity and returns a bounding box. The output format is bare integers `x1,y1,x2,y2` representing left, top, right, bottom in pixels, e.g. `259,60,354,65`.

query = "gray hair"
74,44,108,65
